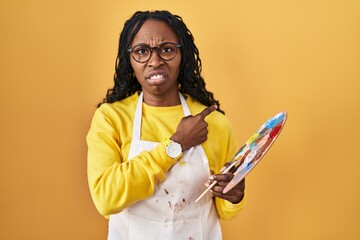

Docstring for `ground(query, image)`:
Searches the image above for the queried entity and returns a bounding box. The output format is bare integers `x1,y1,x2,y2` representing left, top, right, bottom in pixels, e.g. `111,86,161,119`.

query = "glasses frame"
127,42,182,63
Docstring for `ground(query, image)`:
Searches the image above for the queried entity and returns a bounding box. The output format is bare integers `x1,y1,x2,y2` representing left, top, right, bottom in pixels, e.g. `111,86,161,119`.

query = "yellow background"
1,0,359,239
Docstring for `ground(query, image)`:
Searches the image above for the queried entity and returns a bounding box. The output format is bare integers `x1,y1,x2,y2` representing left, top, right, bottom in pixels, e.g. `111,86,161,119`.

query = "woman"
87,10,245,240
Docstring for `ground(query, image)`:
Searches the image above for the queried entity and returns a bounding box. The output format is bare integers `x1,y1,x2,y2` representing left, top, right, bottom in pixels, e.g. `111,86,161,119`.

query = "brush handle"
194,181,218,203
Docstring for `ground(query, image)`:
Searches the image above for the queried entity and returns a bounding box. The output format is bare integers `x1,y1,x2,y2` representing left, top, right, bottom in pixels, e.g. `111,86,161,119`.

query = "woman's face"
129,20,181,104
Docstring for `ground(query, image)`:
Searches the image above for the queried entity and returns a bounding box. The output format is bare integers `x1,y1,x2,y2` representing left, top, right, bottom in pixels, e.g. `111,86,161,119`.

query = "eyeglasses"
128,42,181,63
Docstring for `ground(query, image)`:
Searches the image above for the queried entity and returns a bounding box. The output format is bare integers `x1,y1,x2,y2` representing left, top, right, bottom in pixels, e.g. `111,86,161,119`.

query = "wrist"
170,134,187,151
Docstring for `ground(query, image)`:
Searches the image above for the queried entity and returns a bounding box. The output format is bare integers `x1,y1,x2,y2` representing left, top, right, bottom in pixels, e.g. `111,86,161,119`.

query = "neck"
142,91,181,107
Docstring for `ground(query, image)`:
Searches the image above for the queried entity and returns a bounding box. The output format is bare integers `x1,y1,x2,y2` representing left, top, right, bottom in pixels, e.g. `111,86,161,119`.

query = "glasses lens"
132,45,151,63
158,43,178,61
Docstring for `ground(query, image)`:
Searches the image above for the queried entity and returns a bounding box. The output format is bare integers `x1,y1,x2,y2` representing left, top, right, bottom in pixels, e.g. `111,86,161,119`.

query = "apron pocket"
129,213,202,240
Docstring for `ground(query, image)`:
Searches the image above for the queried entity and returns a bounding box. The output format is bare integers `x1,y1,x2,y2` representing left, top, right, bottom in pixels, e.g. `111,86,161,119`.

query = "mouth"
145,71,167,84
148,74,165,80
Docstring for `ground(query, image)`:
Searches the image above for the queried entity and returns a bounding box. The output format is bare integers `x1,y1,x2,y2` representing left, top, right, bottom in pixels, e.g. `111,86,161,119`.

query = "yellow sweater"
87,92,245,220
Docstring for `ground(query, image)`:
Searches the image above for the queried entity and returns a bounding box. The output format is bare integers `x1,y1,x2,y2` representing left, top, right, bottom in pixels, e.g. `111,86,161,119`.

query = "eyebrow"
130,41,177,48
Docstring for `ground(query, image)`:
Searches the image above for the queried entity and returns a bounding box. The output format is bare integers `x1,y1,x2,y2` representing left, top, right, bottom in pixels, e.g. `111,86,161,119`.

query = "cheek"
130,60,143,77
172,57,182,75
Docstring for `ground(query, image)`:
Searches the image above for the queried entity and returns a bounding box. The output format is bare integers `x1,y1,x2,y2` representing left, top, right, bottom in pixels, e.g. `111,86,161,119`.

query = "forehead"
131,19,179,45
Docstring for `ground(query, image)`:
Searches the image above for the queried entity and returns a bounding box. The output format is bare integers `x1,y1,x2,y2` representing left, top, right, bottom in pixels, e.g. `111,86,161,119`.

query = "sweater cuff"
148,140,177,175
224,194,246,210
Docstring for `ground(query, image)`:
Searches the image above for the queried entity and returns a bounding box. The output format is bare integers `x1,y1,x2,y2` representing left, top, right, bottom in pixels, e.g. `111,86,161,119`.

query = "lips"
149,74,164,80
145,70,167,80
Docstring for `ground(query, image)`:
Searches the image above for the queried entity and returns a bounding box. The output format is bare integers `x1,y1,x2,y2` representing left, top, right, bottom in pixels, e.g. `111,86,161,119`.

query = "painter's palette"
222,111,287,193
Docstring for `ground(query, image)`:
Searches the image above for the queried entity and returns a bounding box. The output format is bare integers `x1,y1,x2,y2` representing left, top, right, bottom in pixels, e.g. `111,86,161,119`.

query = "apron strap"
179,92,191,117
132,92,144,142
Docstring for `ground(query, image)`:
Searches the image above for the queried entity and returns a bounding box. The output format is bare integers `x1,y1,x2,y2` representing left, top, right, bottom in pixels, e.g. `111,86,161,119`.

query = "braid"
97,12,144,107
98,10,224,114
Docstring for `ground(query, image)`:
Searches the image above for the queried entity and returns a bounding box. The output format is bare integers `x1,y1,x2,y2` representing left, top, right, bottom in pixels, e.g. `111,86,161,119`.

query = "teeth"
149,74,164,80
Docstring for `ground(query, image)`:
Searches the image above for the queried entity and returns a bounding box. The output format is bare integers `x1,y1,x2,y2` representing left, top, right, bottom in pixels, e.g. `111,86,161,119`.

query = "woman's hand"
206,175,245,204
206,163,245,204
171,105,217,151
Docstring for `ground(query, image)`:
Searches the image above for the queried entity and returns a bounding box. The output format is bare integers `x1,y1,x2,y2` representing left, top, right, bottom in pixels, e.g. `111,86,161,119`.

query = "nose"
147,50,164,68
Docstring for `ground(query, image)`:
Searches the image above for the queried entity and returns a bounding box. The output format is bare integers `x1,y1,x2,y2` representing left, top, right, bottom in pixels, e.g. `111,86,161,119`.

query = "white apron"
108,92,222,240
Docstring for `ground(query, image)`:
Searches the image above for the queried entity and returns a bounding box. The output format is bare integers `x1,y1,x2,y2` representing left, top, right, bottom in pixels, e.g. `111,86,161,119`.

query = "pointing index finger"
199,105,217,118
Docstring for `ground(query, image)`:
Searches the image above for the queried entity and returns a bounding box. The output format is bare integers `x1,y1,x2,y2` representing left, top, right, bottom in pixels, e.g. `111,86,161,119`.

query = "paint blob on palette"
222,111,287,193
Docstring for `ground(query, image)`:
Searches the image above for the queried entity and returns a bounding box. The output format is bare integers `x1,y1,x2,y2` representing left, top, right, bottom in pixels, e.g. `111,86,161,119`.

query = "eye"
162,47,173,53
160,45,175,54
133,46,150,55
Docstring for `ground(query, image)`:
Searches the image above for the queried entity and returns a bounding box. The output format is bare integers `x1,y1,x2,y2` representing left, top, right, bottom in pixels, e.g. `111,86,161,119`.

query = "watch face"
166,142,182,158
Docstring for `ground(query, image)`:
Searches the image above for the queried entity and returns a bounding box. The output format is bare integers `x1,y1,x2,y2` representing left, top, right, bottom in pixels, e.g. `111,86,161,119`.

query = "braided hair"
99,10,224,114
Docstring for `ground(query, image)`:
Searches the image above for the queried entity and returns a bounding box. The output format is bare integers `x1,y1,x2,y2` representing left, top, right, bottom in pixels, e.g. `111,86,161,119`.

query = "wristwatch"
163,138,183,161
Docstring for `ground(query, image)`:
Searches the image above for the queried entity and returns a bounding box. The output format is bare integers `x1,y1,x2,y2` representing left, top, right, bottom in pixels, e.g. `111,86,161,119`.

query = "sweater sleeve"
215,194,246,220
86,105,176,218
207,112,246,220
